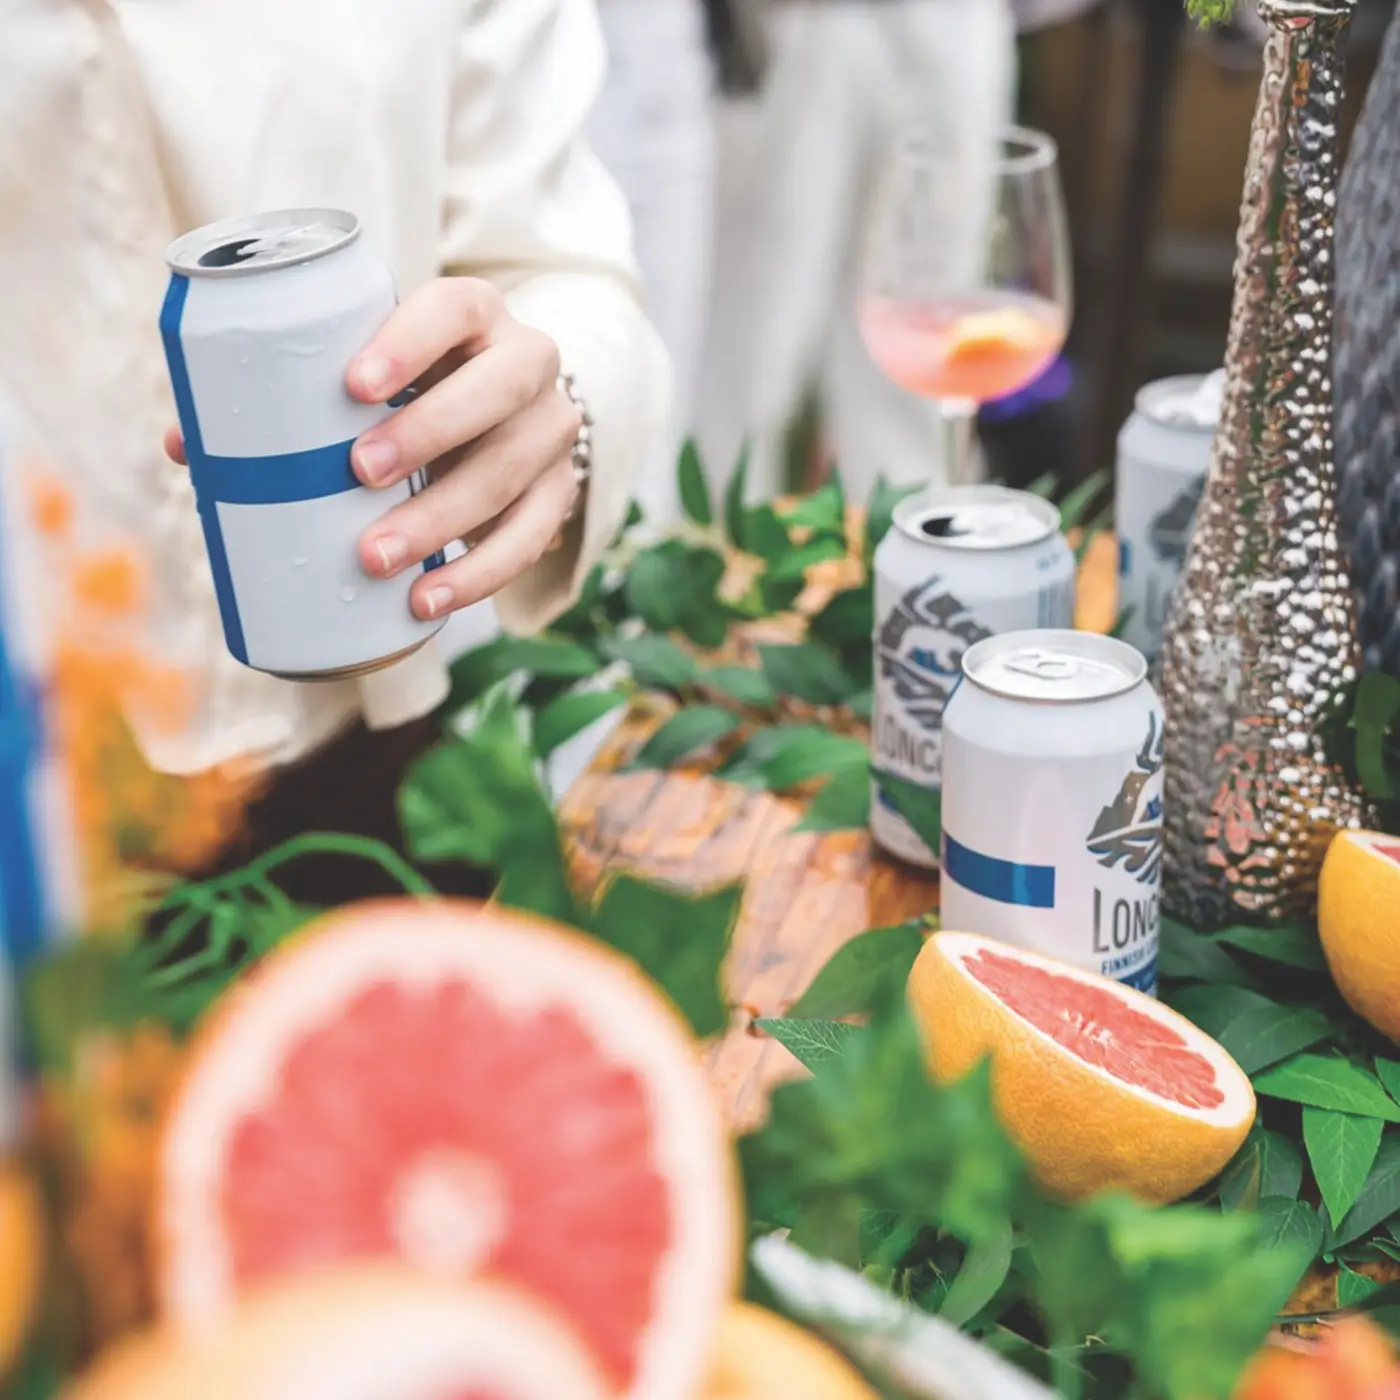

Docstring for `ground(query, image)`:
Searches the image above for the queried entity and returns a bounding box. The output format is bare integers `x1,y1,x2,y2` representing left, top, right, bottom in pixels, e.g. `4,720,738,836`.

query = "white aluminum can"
940,630,1164,995
871,486,1076,869
1115,372,1221,661
160,209,445,680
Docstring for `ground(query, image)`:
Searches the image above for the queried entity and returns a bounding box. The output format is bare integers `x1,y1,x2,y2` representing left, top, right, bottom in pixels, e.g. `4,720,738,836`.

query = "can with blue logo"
939,630,1163,995
1115,372,1221,662
161,209,445,680
870,487,1075,869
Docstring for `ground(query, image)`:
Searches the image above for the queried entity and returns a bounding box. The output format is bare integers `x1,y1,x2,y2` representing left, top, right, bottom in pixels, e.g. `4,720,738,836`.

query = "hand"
166,277,583,621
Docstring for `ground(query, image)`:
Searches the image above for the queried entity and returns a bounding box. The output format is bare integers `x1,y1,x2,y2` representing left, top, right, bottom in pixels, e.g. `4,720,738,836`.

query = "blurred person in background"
0,0,667,897
588,0,716,526
695,0,1016,502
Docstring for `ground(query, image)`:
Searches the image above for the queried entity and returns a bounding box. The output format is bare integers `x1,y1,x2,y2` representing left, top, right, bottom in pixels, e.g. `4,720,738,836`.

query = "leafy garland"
21,450,1400,1400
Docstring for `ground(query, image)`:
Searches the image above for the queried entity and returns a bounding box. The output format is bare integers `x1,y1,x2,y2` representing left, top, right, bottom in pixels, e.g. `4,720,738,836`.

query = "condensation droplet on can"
231,406,241,415
238,356,250,366
340,585,357,603
292,556,308,569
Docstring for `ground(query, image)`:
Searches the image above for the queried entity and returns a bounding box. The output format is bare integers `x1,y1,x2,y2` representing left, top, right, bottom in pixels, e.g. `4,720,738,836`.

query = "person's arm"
436,0,670,633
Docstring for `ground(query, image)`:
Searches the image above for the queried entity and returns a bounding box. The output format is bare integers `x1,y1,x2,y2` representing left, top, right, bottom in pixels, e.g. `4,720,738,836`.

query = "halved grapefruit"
155,899,740,1400
68,1267,610,1400
1319,830,1400,1042
907,932,1255,1202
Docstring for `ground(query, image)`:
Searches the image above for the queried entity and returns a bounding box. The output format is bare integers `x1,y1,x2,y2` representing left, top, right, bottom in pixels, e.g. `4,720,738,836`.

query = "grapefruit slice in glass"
69,1268,610,1400
908,931,1255,1202
155,900,739,1400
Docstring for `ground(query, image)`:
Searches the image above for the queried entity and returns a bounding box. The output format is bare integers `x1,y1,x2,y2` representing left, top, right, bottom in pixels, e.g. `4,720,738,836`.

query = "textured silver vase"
1158,0,1371,928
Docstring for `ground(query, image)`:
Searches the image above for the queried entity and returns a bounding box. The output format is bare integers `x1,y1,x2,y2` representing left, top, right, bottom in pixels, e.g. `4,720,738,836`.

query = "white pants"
695,0,1016,502
587,0,716,526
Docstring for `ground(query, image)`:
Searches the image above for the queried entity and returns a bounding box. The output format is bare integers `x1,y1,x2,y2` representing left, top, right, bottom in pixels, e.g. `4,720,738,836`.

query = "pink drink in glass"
860,292,1067,403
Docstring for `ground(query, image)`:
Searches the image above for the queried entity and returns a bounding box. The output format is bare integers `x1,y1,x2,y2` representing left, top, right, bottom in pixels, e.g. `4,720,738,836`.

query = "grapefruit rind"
68,1267,610,1400
156,900,740,1400
1319,830,1400,1043
909,931,1256,1202
937,931,1255,1130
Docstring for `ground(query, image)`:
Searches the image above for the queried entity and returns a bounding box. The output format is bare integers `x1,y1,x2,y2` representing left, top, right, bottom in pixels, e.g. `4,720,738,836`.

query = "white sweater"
0,0,668,775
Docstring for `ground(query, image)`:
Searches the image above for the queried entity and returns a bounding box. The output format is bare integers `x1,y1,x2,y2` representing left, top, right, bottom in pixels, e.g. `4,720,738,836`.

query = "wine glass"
858,124,1072,486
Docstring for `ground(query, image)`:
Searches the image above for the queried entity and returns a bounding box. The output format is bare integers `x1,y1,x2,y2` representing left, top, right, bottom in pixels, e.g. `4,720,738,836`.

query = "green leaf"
1304,1109,1385,1227
601,633,699,690
764,536,848,582
1218,1004,1334,1074
864,477,919,562
786,923,925,1020
1353,671,1400,801
532,689,628,758
1339,1265,1384,1308
940,1219,1015,1326
1254,1055,1400,1122
1186,0,1235,25
1166,983,1275,1039
448,633,600,706
625,545,688,631
701,665,778,708
1211,922,1328,972
724,441,750,546
758,1017,868,1071
1158,917,1258,987
589,877,740,1038
744,505,794,562
724,726,868,791
1220,1128,1304,1210
1054,468,1109,534
677,438,713,525
781,479,846,533
1329,1136,1400,1250
872,770,942,853
1256,1197,1324,1262
742,1012,1025,1247
794,765,872,833
809,585,874,651
757,643,853,705
1377,1058,1400,1105
846,689,873,722
630,705,742,770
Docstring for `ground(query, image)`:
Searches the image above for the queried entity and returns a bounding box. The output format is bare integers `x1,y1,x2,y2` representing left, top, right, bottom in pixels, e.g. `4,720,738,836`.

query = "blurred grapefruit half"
67,1267,609,1400
908,932,1255,1202
155,899,740,1400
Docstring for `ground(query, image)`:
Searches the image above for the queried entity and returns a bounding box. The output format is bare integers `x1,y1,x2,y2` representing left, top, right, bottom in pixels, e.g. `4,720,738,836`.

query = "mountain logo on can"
877,580,990,734
1148,478,1206,567
1085,714,1165,886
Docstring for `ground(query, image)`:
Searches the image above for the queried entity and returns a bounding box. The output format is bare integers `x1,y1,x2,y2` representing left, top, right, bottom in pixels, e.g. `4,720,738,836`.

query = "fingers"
165,427,187,465
357,388,581,578
345,277,507,406
407,458,581,620
351,326,560,489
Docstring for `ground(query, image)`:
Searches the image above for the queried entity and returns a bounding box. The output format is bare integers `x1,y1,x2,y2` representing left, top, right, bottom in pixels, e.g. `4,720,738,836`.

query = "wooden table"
560,534,1118,1128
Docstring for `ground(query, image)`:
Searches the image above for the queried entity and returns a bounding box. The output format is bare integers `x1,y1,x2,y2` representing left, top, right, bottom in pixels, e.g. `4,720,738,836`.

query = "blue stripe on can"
197,440,359,504
1120,959,1158,995
0,686,45,967
942,834,1056,909
1118,538,1132,577
161,274,249,664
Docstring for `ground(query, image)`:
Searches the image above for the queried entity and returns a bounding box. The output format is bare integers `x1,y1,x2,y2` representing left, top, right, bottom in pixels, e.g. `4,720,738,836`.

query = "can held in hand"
160,209,446,681
1115,372,1221,661
870,486,1076,869
940,630,1164,994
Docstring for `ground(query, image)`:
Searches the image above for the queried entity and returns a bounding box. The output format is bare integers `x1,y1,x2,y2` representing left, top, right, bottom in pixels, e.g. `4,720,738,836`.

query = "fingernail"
354,439,398,483
420,585,453,619
374,534,408,574
354,353,391,395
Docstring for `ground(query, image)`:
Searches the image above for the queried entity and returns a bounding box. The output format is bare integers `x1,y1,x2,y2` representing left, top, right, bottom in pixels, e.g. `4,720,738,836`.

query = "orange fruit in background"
64,1267,609,1400
1234,1318,1400,1400
0,1162,43,1378
155,899,740,1400
706,1303,879,1400
1318,831,1400,1043
908,932,1256,1202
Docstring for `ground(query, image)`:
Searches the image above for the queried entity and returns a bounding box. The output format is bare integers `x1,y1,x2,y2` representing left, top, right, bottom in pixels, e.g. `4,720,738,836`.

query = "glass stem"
940,401,979,487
